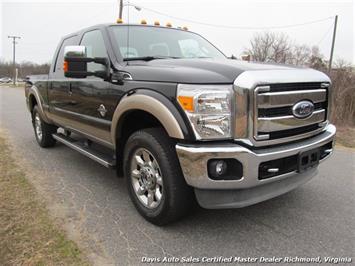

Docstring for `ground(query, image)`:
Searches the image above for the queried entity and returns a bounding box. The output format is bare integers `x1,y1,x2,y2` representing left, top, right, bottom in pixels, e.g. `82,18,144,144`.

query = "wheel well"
29,94,38,113
115,110,166,176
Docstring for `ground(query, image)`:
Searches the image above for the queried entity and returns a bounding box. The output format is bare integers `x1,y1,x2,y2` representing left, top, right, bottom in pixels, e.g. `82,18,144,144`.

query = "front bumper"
176,124,336,208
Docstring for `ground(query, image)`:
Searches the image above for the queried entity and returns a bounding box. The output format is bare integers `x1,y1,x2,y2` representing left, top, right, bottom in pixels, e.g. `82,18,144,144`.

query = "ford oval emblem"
292,100,314,118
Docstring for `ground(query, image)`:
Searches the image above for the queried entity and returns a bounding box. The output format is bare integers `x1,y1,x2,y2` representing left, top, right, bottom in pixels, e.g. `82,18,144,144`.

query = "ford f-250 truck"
25,23,336,225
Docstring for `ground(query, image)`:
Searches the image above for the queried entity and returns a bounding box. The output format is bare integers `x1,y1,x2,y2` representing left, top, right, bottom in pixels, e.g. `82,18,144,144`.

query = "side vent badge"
97,104,107,117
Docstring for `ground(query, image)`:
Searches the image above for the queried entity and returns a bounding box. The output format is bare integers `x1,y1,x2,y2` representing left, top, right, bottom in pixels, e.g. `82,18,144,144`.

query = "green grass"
0,132,90,266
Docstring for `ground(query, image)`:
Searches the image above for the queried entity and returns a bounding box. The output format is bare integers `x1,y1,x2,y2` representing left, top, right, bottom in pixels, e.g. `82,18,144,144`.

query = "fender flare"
28,86,51,123
111,90,191,146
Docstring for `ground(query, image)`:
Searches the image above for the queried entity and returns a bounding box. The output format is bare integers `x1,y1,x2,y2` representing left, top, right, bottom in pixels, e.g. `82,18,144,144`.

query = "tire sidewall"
32,106,56,148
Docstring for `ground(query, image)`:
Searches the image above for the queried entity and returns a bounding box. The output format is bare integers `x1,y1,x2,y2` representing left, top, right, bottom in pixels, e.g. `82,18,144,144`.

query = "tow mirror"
64,46,110,80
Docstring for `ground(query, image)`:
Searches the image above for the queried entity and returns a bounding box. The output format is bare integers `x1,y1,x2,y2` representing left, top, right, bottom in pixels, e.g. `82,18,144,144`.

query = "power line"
130,2,333,30
316,22,334,47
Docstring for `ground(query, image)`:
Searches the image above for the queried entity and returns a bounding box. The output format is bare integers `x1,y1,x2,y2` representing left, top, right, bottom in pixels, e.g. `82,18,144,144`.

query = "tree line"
0,60,50,79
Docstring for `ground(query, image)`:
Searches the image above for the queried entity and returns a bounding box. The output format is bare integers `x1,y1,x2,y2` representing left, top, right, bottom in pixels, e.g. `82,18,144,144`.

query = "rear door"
48,35,79,125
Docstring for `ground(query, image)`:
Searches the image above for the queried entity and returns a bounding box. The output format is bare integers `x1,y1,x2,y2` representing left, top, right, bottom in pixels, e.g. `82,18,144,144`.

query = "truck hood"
124,58,306,84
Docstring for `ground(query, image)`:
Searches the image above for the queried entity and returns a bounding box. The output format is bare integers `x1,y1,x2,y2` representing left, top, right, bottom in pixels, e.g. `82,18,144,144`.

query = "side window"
80,30,108,72
54,36,78,75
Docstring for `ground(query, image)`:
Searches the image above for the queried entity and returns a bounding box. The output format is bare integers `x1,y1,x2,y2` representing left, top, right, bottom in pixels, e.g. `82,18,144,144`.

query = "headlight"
177,84,233,140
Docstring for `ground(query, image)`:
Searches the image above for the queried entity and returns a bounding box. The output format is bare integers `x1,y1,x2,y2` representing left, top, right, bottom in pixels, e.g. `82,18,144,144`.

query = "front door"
66,29,122,147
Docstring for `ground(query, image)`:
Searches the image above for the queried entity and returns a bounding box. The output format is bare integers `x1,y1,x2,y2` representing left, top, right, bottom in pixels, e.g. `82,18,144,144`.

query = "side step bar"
52,133,116,168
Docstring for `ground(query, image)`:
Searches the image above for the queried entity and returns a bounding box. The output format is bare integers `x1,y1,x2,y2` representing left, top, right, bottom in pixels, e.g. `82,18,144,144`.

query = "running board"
52,133,116,168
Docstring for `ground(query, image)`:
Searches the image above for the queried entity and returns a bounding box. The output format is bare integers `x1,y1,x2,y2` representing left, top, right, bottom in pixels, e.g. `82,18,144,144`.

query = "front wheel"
124,128,194,225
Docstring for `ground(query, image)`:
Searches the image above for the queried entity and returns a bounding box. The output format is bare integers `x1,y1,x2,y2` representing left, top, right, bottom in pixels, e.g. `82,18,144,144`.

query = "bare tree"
289,44,311,66
244,32,354,126
245,32,292,63
244,32,328,68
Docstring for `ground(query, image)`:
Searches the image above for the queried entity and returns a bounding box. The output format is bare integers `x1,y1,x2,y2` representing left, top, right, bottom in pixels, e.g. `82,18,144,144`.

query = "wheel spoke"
155,189,162,201
134,155,145,167
147,191,154,207
131,169,141,179
156,175,163,186
137,186,146,195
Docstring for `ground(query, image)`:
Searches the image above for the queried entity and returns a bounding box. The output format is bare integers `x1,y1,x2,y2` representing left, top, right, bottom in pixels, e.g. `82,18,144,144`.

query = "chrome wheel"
34,113,43,141
130,148,163,209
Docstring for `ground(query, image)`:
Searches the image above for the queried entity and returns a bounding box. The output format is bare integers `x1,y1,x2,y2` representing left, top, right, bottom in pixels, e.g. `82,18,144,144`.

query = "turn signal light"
178,96,194,112
63,61,68,72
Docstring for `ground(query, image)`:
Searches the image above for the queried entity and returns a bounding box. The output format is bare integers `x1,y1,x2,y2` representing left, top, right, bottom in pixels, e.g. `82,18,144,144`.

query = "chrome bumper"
176,124,336,190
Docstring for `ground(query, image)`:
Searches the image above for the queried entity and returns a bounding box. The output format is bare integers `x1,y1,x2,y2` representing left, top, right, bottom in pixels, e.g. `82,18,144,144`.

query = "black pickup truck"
25,23,336,225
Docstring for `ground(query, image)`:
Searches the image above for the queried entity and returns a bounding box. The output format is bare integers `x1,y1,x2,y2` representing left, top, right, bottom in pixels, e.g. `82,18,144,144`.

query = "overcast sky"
0,0,354,65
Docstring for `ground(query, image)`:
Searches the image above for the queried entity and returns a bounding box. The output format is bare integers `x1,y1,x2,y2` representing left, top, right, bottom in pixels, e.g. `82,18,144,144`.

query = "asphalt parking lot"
0,86,354,265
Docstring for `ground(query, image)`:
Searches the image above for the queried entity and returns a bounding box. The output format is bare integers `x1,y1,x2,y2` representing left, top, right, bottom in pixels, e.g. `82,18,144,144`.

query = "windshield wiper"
123,56,180,61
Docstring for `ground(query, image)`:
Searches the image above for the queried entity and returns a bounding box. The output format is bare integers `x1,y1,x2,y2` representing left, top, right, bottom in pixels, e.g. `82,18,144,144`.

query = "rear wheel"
124,128,194,225
32,105,57,148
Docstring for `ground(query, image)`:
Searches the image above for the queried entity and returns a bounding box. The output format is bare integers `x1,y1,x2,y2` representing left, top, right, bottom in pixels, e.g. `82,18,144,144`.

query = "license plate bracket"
298,148,320,173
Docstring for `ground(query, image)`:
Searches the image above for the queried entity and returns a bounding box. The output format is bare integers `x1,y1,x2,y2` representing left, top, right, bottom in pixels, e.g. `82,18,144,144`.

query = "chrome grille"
254,82,329,141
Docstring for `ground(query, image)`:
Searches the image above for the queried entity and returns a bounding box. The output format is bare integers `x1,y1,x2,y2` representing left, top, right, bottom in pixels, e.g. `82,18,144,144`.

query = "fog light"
215,160,227,175
208,160,227,178
208,159,243,180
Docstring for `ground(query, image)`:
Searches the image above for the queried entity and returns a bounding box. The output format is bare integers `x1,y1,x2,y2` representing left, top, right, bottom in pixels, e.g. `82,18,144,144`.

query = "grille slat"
258,102,326,117
258,110,326,132
258,89,326,108
268,82,326,92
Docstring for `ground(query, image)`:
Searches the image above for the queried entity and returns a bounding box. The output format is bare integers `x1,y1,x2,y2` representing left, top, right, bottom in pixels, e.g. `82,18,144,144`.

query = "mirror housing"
63,46,110,80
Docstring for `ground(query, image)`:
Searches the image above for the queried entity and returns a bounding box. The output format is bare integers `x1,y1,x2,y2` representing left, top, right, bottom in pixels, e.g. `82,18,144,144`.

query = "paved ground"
0,86,354,265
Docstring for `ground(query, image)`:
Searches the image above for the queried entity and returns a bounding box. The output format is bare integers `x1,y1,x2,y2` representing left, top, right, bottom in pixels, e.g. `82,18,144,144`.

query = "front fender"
111,89,192,147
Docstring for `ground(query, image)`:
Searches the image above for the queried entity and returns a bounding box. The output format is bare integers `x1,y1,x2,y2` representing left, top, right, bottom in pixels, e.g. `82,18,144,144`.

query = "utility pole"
8,35,21,85
328,15,338,71
118,0,123,19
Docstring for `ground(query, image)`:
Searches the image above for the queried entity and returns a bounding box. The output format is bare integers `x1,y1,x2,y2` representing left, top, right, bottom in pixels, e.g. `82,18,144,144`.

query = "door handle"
68,83,73,96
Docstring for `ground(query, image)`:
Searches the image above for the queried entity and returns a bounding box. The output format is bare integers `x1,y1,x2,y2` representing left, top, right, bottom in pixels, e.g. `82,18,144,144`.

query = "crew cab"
25,23,336,225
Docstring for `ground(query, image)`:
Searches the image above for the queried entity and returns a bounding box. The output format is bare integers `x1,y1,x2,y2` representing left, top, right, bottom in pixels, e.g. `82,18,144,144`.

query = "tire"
123,128,194,225
32,105,57,148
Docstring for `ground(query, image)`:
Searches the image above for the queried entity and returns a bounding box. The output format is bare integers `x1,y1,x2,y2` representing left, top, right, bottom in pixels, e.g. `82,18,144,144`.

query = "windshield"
109,25,226,60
